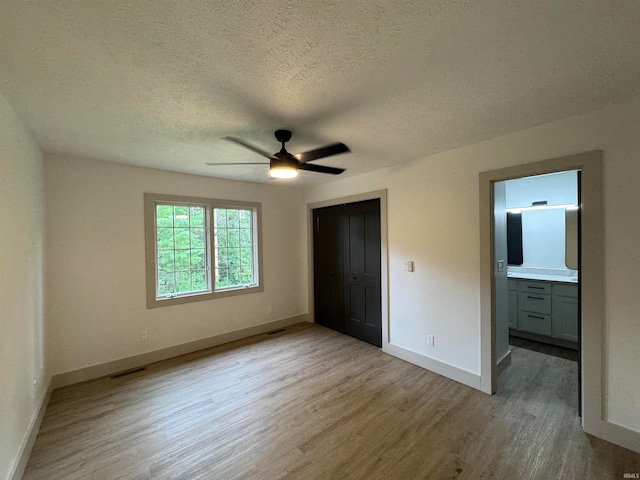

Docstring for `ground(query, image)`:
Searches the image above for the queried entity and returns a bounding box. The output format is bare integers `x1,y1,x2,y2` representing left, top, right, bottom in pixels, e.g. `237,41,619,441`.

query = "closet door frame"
307,190,389,346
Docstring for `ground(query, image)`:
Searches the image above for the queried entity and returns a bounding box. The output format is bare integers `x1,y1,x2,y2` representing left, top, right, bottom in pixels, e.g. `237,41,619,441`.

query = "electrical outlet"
140,330,148,343
268,305,273,314
427,335,434,346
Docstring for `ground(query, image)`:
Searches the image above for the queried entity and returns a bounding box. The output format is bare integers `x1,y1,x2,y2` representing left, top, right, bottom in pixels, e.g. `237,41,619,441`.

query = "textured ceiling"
1,1,639,185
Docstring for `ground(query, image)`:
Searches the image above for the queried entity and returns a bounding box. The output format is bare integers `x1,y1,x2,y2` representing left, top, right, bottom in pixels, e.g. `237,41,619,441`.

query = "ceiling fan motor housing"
271,150,299,169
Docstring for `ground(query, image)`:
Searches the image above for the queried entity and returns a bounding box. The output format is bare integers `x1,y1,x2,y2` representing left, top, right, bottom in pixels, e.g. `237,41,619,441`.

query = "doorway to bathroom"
494,170,581,414
479,150,603,436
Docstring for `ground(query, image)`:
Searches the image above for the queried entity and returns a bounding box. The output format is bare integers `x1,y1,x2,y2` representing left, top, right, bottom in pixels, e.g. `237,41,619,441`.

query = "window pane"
174,250,190,271
157,228,174,250
227,229,239,248
156,205,173,227
240,229,252,247
227,268,241,286
190,206,205,227
216,248,227,268
214,209,227,227
158,250,175,273
240,247,252,266
215,230,227,249
239,210,251,229
174,206,189,227
211,207,257,291
216,267,229,287
191,249,205,269
174,228,190,249
158,271,175,296
190,228,205,249
191,270,207,291
175,271,191,293
227,248,240,267
226,209,239,228
240,266,253,284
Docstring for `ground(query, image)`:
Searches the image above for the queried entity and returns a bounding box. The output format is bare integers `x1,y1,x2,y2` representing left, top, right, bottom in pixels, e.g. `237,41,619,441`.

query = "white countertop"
507,267,578,284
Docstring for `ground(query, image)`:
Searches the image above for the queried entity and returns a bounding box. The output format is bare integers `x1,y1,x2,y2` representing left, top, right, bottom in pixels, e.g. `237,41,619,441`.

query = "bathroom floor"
509,335,578,361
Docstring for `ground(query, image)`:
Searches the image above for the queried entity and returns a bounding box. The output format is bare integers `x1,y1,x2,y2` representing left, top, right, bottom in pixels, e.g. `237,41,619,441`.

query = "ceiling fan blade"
206,162,269,166
299,163,345,175
296,142,350,163
223,137,276,159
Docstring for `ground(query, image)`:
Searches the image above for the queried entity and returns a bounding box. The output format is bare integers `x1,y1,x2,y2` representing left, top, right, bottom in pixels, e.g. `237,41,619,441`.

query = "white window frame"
144,193,263,309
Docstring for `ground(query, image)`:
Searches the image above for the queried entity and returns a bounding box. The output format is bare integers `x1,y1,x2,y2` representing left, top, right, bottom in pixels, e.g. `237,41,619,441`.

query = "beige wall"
45,155,307,375
303,98,640,434
0,92,47,480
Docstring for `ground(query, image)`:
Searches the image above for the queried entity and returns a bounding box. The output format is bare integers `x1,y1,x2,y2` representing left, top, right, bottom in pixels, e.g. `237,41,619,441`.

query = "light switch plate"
497,260,505,272
403,260,414,272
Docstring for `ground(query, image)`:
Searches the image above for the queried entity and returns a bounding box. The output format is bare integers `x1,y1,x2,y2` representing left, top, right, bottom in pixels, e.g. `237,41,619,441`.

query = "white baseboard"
496,349,512,377
52,315,309,390
601,420,640,454
383,342,481,390
10,377,53,480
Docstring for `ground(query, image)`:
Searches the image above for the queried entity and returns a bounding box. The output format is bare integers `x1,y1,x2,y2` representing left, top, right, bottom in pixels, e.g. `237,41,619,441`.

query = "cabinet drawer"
553,283,578,298
518,311,552,336
518,280,551,295
518,292,551,314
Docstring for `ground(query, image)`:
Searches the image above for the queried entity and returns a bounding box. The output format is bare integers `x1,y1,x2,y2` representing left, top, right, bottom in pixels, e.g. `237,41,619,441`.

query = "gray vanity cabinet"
509,278,578,346
551,284,579,342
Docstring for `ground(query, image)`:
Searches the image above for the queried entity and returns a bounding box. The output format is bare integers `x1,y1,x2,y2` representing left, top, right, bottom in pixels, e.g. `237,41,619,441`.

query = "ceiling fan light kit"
269,166,298,179
212,130,350,179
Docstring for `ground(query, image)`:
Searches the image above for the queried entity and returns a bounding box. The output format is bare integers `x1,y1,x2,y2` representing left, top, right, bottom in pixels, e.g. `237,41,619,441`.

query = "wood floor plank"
23,323,640,479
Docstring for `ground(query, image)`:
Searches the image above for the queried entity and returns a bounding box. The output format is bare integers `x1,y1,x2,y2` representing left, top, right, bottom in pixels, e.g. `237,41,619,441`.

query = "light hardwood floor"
24,323,640,479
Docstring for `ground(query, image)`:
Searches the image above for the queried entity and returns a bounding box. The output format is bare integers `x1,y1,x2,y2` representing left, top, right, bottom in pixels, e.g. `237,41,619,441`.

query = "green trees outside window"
214,208,254,288
153,202,257,299
156,204,208,296
145,193,262,308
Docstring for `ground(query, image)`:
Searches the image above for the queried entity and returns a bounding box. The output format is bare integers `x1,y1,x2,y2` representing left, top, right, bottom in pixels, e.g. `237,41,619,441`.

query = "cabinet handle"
528,286,545,290
527,296,544,300
528,315,545,320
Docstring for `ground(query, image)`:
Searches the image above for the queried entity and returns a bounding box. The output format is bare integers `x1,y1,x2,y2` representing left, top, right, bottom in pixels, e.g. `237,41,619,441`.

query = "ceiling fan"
208,130,350,179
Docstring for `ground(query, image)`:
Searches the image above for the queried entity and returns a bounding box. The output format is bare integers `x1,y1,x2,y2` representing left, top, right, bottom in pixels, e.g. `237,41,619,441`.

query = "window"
144,193,263,308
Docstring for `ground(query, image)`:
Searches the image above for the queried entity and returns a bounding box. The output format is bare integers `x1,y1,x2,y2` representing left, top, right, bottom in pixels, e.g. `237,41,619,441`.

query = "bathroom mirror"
565,207,578,269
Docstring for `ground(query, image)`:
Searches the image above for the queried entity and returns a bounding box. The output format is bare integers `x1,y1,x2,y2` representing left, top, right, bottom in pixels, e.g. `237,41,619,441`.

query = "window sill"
147,284,264,309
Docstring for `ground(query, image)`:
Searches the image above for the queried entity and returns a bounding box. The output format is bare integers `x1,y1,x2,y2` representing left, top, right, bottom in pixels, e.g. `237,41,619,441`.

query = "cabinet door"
552,295,579,342
508,290,518,329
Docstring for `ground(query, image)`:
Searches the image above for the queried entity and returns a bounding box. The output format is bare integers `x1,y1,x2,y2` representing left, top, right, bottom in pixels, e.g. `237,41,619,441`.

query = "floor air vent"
267,329,287,335
111,367,147,379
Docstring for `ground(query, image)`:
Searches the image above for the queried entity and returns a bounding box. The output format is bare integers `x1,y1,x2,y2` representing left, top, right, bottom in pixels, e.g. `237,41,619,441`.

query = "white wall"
505,170,578,208
303,98,640,434
0,91,47,480
45,155,307,375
